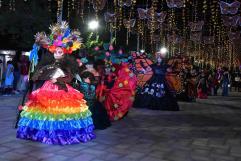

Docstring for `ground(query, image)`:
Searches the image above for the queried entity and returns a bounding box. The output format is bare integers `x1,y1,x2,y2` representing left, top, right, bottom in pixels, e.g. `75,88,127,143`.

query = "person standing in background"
0,59,3,92
77,71,111,130
17,55,29,93
3,61,14,96
207,72,214,96
233,66,240,92
197,71,208,99
12,53,21,94
221,67,231,96
0,59,2,80
134,53,179,111
213,67,223,95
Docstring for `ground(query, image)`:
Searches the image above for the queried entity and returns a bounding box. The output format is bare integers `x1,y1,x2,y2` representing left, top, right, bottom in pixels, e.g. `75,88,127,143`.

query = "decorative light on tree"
48,0,52,12
140,49,145,53
160,47,168,57
88,20,99,30
57,0,64,22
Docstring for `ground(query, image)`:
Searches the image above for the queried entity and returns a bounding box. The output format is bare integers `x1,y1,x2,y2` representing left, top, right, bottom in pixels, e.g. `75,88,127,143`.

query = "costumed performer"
16,21,95,145
133,52,179,111
78,71,111,129
73,57,111,130
96,62,137,121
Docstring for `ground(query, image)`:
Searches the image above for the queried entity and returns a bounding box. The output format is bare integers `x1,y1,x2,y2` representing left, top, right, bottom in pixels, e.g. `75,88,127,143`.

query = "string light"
13,0,15,11
0,0,237,65
118,0,123,30
48,0,52,12
202,0,207,14
67,0,70,20
72,0,75,10
76,0,80,16
130,0,136,19
9,0,12,11
57,0,63,22
140,49,145,53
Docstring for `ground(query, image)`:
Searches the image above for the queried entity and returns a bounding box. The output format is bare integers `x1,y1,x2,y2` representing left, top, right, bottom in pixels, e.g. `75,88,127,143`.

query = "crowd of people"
0,22,240,145
178,66,241,101
0,54,30,96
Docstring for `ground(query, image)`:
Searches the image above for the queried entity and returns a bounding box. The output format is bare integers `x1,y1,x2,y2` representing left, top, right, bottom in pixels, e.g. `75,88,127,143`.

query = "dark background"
0,0,240,63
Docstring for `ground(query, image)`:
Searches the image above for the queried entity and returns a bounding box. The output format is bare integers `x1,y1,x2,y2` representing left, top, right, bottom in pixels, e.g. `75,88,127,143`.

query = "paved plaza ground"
0,93,241,161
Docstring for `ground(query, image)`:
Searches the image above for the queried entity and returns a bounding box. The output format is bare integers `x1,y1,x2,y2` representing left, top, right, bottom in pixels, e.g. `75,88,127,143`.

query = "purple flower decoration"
57,35,62,40
105,51,110,57
53,40,63,47
109,44,114,51
95,46,100,51
118,49,123,55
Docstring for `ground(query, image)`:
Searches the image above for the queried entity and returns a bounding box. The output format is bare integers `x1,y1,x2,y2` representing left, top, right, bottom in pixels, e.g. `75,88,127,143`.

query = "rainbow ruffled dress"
16,80,95,145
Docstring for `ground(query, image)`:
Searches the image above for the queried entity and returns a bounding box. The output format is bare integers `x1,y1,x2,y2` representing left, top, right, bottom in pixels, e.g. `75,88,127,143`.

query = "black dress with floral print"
134,63,179,111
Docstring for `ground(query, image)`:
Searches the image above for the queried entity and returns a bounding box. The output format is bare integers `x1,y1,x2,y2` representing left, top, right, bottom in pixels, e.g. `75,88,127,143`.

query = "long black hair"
81,71,95,84
34,48,79,76
60,54,79,75
34,48,55,71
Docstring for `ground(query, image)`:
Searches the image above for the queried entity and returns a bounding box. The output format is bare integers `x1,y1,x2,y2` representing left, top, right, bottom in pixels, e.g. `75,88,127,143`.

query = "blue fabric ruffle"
17,125,95,145
18,117,94,130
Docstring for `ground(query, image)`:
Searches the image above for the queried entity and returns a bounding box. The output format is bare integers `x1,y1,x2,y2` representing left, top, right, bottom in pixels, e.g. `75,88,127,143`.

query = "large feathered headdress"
34,21,82,54
29,21,82,72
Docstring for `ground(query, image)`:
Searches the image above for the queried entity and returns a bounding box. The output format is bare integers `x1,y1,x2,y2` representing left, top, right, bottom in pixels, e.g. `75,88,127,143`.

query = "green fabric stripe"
20,110,92,121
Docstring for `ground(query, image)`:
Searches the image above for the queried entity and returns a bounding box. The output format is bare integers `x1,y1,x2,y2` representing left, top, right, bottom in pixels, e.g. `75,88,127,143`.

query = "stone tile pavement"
0,93,241,161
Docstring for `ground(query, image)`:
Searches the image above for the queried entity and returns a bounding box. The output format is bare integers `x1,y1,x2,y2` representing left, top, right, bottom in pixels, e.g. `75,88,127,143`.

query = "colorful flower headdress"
34,21,82,54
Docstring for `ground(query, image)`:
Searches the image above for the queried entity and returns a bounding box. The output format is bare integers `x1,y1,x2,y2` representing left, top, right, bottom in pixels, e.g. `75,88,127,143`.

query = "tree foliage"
0,0,54,50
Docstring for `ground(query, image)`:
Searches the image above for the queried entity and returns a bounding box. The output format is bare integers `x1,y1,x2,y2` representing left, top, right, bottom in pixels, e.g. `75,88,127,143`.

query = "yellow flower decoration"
62,38,69,43
72,42,81,51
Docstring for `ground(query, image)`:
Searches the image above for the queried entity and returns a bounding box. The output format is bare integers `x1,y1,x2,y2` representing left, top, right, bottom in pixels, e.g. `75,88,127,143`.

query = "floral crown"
34,21,82,54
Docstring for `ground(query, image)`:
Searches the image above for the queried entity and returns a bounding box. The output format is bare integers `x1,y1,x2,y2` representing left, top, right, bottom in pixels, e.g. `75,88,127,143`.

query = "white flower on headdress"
60,21,68,31
34,32,50,46
72,30,81,37
49,21,68,35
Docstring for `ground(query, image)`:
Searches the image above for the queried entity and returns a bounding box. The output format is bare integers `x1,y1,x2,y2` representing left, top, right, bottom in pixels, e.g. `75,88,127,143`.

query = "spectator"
0,59,2,81
221,67,231,96
233,66,240,92
3,61,14,96
0,59,3,93
12,53,21,94
197,72,208,99
213,67,223,95
207,73,214,96
17,55,29,93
